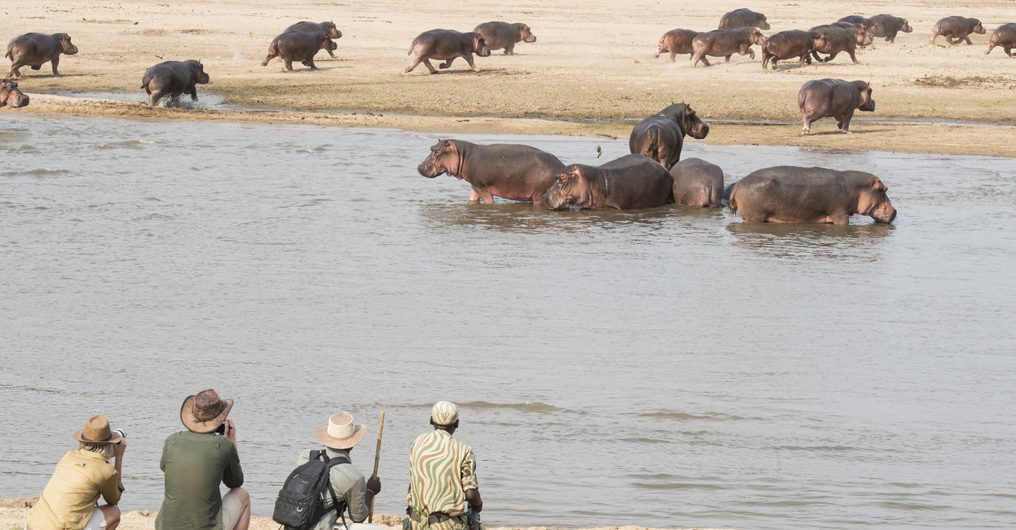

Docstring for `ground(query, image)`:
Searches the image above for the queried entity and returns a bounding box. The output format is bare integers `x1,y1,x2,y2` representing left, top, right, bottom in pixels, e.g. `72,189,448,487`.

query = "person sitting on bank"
297,412,382,530
26,415,127,530
155,389,251,530
405,401,483,530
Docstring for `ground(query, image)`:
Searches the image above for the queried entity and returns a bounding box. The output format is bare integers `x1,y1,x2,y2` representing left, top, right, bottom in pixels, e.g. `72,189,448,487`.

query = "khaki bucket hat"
315,412,366,450
73,415,123,444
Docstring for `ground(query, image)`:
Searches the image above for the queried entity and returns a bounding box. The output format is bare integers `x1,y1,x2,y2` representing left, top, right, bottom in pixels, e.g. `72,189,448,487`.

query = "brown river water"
1,115,1015,529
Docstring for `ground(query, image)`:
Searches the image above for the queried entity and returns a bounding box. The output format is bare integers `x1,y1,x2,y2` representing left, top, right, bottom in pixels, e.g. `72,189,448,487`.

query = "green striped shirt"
406,430,478,516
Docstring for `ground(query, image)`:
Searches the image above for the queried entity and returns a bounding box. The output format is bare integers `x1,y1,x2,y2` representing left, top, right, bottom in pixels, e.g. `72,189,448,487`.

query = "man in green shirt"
406,401,483,530
156,389,251,530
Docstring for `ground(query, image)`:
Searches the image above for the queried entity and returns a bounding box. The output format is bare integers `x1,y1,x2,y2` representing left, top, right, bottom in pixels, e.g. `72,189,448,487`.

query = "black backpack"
272,450,349,530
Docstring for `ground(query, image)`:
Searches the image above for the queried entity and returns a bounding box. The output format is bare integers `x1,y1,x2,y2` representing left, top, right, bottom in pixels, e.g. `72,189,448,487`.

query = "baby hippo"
656,29,699,62
473,22,536,55
670,158,724,207
0,78,30,109
6,32,78,78
718,9,771,30
761,30,826,69
262,31,336,71
141,60,210,108
798,78,874,134
931,16,986,45
406,29,490,74
691,27,766,66
284,21,342,58
868,14,912,42
542,155,673,211
986,23,1016,56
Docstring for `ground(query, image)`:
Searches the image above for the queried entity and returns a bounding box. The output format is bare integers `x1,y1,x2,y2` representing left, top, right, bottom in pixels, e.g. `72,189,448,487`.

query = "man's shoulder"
166,430,232,450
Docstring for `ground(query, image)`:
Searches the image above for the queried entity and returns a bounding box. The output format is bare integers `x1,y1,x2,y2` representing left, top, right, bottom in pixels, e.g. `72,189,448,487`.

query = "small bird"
595,145,603,159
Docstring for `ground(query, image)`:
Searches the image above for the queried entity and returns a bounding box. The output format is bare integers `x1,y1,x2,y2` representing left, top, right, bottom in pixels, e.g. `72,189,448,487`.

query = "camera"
114,429,127,440
214,423,226,435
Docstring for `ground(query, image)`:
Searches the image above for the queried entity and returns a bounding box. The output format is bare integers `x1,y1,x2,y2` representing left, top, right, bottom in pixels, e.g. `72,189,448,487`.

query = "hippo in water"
728,166,897,224
986,23,1016,56
629,102,710,170
931,16,986,45
473,22,536,55
418,139,564,204
810,24,871,63
761,30,826,69
868,14,912,42
718,9,771,30
6,32,78,78
262,31,336,71
285,21,342,58
798,78,874,134
141,60,210,108
691,27,766,66
656,29,699,62
406,29,490,74
542,155,673,211
0,78,29,109
670,158,724,207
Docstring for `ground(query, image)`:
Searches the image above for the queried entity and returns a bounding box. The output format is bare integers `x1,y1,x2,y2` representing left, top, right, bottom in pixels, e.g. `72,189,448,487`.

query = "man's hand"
366,475,381,495
465,489,482,513
224,419,237,444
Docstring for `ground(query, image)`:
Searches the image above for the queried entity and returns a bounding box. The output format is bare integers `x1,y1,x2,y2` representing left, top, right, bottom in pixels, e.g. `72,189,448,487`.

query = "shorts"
83,507,107,530
220,488,246,530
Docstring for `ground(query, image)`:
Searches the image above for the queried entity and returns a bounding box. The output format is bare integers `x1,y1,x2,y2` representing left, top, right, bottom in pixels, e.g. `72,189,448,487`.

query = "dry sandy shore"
2,0,1015,157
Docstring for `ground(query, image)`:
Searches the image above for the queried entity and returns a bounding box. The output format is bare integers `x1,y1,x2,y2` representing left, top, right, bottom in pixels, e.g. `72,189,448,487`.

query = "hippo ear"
871,177,888,191
442,140,454,149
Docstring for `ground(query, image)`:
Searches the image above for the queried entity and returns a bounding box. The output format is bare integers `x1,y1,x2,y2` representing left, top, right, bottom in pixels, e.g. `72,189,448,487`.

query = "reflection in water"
419,202,681,233
727,222,894,260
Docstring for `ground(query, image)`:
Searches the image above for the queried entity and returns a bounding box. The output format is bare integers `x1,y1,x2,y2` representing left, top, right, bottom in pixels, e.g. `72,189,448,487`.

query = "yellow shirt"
27,449,122,530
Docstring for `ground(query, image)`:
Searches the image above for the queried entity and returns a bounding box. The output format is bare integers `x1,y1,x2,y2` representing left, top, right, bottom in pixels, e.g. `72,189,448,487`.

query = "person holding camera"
156,388,251,530
26,415,127,530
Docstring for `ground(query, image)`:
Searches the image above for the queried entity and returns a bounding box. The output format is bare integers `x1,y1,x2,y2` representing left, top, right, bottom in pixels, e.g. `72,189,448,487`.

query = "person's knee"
100,505,121,529
231,486,251,506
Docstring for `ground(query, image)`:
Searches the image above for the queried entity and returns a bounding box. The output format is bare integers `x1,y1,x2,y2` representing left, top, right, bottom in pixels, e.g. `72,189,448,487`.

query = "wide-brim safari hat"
315,412,366,450
73,415,123,445
180,388,233,433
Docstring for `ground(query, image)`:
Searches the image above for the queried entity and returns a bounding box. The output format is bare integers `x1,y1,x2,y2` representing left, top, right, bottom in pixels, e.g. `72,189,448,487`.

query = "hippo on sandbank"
810,24,871,63
0,78,29,109
691,27,766,66
986,23,1016,56
931,16,986,45
868,14,912,42
141,59,210,108
798,78,874,134
718,9,771,30
6,32,78,78
656,29,699,61
406,29,491,74
542,154,673,211
629,102,710,170
262,31,336,71
761,30,826,69
473,22,536,55
285,21,342,58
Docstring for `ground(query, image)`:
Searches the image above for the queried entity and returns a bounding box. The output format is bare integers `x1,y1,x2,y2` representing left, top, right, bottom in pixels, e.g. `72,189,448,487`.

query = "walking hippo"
656,29,699,61
284,21,342,58
931,16,986,45
798,78,874,134
728,166,897,224
406,29,490,74
837,16,872,31
141,60,210,108
417,139,564,204
262,31,336,71
868,14,912,42
761,30,826,69
670,158,723,207
542,155,673,211
473,21,536,54
691,27,766,66
629,102,710,170
5,32,78,78
985,23,1016,56
831,21,873,46
810,24,871,63
0,78,29,109
718,9,770,30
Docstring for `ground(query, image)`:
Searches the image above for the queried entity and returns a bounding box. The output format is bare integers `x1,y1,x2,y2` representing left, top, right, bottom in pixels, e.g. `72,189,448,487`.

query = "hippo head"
542,165,591,210
854,81,875,112
810,31,828,50
756,16,771,31
856,26,874,46
749,27,767,45
471,33,491,57
680,104,710,140
857,176,897,223
318,35,338,52
515,23,537,43
0,79,30,109
322,21,342,39
972,19,986,34
189,60,210,84
901,19,913,33
56,33,78,55
418,140,462,178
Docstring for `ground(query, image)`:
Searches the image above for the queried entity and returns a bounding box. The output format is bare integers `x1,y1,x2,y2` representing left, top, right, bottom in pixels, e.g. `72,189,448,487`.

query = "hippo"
629,103,710,170
931,16,986,45
837,16,873,31
473,21,536,55
141,60,210,108
418,139,564,204
670,158,723,207
406,29,490,74
262,31,336,71
284,21,343,59
798,78,874,134
0,78,29,109
810,24,871,63
761,30,826,69
542,155,673,211
868,14,912,42
728,166,897,224
831,22,873,47
986,23,1016,56
718,9,771,30
691,27,766,66
656,29,699,61
5,32,78,78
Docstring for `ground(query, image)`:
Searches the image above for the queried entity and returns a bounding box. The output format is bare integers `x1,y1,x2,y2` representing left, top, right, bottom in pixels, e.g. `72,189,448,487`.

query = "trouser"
404,510,467,530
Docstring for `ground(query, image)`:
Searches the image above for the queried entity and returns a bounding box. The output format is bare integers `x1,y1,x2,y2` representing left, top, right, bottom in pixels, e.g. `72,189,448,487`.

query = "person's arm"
222,420,244,488
461,448,481,512
345,475,370,523
113,439,127,493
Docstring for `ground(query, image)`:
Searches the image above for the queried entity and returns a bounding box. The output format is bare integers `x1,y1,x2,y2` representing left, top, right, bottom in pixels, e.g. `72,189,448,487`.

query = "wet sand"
2,0,1016,157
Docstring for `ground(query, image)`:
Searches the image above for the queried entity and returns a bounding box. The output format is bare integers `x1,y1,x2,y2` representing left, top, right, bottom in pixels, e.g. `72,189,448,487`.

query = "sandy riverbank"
3,0,1016,157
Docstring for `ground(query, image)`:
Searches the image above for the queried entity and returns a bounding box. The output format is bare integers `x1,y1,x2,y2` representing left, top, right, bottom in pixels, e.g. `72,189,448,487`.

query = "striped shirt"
406,429,478,516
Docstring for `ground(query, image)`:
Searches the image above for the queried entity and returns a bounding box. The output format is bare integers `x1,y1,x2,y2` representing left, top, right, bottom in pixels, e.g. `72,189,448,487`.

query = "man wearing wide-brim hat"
155,389,251,530
295,411,382,530
405,401,483,530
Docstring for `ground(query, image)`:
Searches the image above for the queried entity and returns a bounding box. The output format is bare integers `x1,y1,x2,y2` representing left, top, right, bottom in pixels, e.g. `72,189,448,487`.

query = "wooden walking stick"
369,411,385,524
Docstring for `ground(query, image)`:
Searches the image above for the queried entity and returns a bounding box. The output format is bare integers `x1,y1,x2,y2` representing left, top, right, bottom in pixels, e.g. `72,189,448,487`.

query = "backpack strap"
321,452,351,529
